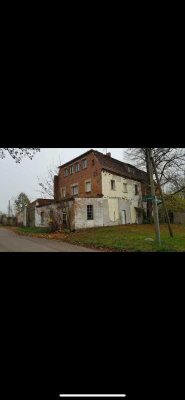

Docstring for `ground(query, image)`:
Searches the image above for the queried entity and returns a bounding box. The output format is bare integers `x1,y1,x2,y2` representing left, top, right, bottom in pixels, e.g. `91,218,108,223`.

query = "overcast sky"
0,148,128,214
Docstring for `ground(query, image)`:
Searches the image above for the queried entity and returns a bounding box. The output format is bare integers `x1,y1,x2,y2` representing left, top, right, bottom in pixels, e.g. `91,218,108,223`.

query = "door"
121,210,126,225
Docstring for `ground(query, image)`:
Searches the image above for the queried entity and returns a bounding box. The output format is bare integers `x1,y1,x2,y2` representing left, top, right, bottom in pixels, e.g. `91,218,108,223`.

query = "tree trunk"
146,152,152,223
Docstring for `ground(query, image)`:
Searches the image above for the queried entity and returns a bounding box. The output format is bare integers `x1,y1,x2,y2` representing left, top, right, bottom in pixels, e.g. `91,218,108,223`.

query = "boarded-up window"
85,181,91,193
62,187,66,198
87,205,93,220
41,212,44,224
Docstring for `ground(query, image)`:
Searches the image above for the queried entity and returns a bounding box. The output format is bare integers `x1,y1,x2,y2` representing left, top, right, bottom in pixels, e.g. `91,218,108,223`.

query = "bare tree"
168,171,185,197
37,158,62,199
125,148,185,187
125,148,185,223
0,148,40,163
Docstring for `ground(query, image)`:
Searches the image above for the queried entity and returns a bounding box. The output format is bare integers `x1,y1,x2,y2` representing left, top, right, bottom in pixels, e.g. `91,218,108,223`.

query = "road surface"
0,227,98,252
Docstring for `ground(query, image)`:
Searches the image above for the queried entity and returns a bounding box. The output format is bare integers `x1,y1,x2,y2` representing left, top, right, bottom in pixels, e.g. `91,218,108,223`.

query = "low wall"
0,216,17,226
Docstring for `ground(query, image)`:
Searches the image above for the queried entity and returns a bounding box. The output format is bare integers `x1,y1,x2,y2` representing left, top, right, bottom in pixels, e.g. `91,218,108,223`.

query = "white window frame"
75,163,80,173
71,184,79,196
64,168,68,177
69,165,74,175
82,159,87,169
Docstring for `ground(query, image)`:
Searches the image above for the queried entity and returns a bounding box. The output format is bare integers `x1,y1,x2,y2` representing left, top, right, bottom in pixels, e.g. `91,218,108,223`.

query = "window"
85,181,92,193
41,212,44,224
63,212,67,225
82,159,87,169
92,159,95,166
75,163,80,173
135,185,139,195
123,183,128,193
69,166,74,174
87,205,93,220
61,187,66,198
71,185,78,196
111,180,116,191
64,168,68,177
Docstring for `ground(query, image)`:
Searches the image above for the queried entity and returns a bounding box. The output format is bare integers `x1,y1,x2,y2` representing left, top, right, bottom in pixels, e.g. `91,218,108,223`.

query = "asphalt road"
0,227,98,252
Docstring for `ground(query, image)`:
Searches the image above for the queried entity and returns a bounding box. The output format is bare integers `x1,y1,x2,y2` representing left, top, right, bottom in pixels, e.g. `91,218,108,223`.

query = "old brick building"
53,149,148,230
24,150,149,230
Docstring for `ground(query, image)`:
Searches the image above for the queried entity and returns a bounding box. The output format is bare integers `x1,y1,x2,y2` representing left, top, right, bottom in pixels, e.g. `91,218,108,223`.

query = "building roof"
28,198,55,208
58,149,148,183
58,150,93,169
93,150,148,183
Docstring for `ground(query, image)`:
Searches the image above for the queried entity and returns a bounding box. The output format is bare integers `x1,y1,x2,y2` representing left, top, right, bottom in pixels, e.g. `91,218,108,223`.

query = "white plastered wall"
102,171,142,224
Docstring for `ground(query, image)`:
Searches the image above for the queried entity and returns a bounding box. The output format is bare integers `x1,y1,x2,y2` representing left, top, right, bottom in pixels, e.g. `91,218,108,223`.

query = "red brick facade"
54,149,149,202
54,151,103,201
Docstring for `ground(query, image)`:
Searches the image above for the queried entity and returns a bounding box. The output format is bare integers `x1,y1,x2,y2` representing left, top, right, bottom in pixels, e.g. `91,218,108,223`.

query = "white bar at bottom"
59,396,126,398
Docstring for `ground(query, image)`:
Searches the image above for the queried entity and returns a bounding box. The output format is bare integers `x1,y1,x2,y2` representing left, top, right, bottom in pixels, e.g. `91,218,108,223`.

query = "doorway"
121,210,126,225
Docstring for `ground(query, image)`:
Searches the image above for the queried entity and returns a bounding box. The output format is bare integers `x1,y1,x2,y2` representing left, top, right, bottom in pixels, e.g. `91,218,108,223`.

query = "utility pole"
8,200,11,217
147,148,161,246
145,150,152,223
151,156,173,238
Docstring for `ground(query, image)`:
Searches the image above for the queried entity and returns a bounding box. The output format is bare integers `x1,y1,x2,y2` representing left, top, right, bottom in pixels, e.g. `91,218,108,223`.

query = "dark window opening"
111,180,116,190
63,212,67,226
87,205,93,220
135,185,139,195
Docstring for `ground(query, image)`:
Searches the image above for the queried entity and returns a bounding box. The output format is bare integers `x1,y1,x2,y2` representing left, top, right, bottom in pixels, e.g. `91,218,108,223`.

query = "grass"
11,224,185,252
17,227,52,234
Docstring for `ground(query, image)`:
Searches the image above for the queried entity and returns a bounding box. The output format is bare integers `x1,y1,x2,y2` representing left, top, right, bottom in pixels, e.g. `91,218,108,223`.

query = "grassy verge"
8,224,185,252
16,227,52,234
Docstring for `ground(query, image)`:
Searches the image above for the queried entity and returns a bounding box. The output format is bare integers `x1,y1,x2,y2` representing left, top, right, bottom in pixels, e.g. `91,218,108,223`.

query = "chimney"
106,152,111,157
